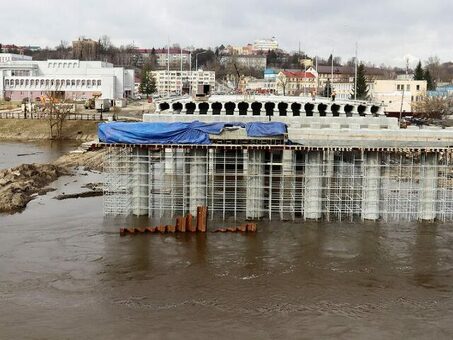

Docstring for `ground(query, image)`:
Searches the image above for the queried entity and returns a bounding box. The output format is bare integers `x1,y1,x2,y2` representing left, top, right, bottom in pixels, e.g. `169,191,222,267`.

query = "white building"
253,38,279,51
0,53,134,101
151,70,215,95
0,53,32,63
245,78,276,94
370,79,427,113
330,79,427,112
220,55,267,70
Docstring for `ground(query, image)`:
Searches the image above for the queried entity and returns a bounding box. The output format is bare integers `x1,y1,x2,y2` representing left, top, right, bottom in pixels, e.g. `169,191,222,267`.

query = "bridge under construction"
99,95,453,223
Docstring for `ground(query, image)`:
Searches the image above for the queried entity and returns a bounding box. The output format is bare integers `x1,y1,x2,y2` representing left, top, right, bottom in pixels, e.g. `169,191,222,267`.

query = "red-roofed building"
276,70,317,96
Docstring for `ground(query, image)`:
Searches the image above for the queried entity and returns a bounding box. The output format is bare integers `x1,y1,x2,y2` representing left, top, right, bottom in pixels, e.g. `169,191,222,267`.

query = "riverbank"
0,146,105,213
0,119,99,141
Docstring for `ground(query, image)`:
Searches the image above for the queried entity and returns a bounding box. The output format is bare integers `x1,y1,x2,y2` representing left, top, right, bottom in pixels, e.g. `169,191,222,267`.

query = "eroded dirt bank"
0,147,105,213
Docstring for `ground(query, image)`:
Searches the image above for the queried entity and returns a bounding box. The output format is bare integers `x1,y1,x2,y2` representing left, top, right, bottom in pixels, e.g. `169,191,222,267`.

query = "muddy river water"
1,142,453,339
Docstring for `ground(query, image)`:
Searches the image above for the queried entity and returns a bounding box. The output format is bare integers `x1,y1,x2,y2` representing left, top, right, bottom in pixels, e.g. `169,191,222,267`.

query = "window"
87,80,91,87
71,80,75,86
45,79,50,86
81,80,85,86
51,79,54,86
5,80,9,86
406,84,410,91
416,85,420,91
66,79,70,86
97,80,101,86
76,80,81,86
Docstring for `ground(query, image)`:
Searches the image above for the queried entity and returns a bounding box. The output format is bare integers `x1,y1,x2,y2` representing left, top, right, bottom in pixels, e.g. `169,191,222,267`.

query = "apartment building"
151,70,215,95
276,70,317,96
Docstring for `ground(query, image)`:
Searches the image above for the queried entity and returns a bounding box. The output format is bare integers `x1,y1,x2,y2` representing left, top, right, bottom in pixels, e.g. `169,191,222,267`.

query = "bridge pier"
132,148,149,216
418,153,439,221
245,149,266,220
280,150,296,220
304,151,323,220
362,151,381,220
189,149,207,215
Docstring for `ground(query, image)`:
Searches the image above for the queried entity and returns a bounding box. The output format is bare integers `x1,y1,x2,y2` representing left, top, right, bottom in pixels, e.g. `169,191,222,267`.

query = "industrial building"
0,53,135,101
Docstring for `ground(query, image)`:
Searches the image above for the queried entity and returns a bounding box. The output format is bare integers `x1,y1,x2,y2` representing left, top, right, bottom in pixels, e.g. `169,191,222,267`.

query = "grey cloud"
1,0,452,66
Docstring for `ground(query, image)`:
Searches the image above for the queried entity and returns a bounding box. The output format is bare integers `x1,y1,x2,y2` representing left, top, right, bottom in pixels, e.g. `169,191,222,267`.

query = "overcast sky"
2,0,452,67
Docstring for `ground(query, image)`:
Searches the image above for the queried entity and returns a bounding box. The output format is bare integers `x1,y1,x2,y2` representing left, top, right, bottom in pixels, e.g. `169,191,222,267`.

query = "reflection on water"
0,140,79,169
1,142,453,339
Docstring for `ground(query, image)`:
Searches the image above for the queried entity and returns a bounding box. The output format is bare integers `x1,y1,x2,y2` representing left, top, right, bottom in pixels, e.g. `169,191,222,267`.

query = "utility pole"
180,47,183,95
330,49,334,98
167,38,170,98
354,42,358,101
399,58,409,123
189,50,192,96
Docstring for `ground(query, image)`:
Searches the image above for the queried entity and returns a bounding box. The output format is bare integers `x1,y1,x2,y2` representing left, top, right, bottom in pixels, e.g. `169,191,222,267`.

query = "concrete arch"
225,102,236,115
291,102,301,116
172,102,183,113
265,102,275,116
251,102,262,116
318,103,327,116
331,104,340,116
278,102,288,116
358,105,366,116
159,102,170,111
344,104,353,116
212,102,222,115
185,102,196,114
371,105,379,115
304,103,314,116
238,102,249,116
199,102,209,115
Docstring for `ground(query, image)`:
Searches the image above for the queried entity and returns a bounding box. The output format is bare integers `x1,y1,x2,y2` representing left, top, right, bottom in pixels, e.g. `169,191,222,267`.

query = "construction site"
97,95,453,223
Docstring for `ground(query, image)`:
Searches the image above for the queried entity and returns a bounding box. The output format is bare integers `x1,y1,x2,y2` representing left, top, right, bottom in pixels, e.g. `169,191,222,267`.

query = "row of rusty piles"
120,206,208,236
214,223,257,233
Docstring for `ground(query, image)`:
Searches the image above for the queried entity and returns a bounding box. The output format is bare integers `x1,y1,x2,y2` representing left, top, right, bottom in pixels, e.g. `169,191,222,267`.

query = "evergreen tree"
327,54,333,65
323,78,332,97
139,66,156,98
414,61,424,80
351,63,369,100
424,69,435,90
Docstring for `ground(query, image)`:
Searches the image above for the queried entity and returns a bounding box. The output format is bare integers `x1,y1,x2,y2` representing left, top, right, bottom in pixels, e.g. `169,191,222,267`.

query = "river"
1,142,452,339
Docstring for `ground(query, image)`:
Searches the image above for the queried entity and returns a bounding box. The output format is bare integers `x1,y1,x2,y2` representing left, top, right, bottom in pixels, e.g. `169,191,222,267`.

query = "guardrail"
0,111,109,120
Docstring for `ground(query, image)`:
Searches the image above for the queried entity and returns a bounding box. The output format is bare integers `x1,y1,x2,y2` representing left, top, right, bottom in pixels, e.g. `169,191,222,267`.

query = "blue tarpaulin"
98,121,287,145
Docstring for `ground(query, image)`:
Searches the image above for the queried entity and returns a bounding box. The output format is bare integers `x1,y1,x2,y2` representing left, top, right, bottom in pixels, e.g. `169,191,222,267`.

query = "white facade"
329,79,427,112
371,79,427,112
253,38,279,51
245,79,276,94
151,70,215,95
0,54,134,101
0,53,32,63
220,55,267,70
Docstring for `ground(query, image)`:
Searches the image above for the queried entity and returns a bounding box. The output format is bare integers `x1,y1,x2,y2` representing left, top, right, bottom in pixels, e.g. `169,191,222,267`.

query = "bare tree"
42,92,73,139
412,95,453,120
277,73,289,96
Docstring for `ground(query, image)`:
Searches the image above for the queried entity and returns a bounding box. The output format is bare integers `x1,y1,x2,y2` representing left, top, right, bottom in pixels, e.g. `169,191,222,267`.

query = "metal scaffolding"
103,146,453,223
